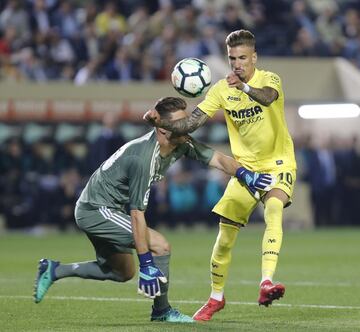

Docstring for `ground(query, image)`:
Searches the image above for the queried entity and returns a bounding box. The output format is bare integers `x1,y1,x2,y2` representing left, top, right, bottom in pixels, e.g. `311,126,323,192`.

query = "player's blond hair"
225,30,256,48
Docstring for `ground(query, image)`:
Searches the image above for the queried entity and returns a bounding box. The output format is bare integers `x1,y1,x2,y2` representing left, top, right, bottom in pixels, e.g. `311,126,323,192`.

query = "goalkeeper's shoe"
34,258,59,303
193,297,225,321
258,280,285,307
151,307,194,323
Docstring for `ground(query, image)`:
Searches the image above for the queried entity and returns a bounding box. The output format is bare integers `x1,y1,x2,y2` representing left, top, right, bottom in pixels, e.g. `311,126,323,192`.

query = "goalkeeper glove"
236,167,275,199
137,252,167,299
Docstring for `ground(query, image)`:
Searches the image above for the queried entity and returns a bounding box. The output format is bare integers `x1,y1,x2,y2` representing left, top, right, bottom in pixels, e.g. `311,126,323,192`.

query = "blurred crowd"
1,0,360,84
0,115,359,232
296,134,360,228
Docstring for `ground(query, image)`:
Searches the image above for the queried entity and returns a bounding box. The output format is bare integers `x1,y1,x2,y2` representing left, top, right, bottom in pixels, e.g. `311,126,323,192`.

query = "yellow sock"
262,197,284,281
211,222,239,292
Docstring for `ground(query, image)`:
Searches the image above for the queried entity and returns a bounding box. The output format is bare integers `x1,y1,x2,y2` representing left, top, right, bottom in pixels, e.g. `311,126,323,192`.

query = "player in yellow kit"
144,29,297,320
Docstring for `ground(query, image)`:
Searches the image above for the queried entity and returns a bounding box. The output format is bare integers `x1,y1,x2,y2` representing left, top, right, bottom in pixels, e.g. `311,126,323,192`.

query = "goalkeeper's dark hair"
155,97,187,120
226,29,256,49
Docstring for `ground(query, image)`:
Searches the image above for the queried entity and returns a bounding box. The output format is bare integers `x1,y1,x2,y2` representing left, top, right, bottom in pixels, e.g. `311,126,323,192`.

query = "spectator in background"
340,136,360,226
302,136,337,226
17,47,47,81
0,138,33,229
149,23,177,71
202,169,230,211
199,24,222,57
0,0,30,48
48,28,75,67
291,27,330,56
77,1,98,27
127,5,150,34
341,8,360,40
316,3,344,55
175,4,198,32
219,3,249,34
54,138,88,175
95,1,127,37
287,0,317,44
148,2,176,38
52,0,79,39
196,3,219,29
146,180,170,229
28,0,51,37
89,111,125,172
154,48,177,80
167,162,199,227
104,45,141,81
342,8,360,67
82,23,101,61
55,167,82,231
74,58,101,85
175,28,202,60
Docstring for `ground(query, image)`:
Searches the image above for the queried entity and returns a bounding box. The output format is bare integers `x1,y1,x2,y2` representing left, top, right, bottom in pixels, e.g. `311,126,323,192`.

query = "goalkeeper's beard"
163,130,189,145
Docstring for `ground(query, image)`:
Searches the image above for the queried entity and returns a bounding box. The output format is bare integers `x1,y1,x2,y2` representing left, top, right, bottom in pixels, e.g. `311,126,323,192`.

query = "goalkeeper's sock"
153,254,170,312
262,197,284,281
55,261,124,281
210,222,239,293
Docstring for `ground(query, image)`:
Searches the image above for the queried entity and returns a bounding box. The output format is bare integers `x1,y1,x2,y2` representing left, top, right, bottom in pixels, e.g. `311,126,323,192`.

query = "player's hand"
137,252,167,299
236,167,275,199
226,72,243,89
143,109,160,127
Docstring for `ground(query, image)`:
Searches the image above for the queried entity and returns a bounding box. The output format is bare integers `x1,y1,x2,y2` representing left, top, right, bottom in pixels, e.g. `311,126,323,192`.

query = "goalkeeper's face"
227,45,257,82
159,109,189,145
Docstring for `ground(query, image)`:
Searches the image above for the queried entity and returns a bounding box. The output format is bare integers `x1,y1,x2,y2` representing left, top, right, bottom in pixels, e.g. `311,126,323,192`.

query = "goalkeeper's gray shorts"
75,203,134,266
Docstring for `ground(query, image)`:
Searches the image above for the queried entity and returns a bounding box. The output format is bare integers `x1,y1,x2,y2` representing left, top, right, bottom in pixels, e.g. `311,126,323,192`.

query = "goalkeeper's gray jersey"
78,129,214,212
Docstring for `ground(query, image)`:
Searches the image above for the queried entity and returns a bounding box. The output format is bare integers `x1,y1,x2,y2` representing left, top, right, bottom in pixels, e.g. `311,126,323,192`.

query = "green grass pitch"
1,227,360,331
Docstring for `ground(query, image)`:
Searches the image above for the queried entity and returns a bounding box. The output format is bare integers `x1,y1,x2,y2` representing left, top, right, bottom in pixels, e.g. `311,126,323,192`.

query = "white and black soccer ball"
171,58,211,98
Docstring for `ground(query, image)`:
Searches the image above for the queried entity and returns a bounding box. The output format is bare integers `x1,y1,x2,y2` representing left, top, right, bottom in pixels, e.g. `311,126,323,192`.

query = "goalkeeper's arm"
209,151,275,197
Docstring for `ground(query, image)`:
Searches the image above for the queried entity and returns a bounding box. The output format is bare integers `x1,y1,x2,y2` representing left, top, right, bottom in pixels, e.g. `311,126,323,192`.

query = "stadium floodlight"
298,103,360,119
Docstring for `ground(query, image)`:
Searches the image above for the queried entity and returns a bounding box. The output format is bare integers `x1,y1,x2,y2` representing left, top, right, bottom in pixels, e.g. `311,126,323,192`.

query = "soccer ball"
171,58,211,98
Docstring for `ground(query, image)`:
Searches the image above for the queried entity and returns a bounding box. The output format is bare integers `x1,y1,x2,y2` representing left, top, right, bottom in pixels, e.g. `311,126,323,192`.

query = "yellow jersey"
198,68,296,172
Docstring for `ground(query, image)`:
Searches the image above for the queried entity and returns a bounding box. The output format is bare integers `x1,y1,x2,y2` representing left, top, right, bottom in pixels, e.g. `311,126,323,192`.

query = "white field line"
1,295,360,310
0,278,357,287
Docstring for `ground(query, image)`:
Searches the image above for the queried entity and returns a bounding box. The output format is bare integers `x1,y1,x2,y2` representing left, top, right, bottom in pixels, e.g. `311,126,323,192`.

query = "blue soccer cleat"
34,258,59,303
151,307,194,323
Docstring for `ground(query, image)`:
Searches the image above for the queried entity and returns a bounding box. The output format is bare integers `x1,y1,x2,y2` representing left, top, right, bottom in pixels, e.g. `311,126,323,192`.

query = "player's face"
227,45,257,82
167,110,189,145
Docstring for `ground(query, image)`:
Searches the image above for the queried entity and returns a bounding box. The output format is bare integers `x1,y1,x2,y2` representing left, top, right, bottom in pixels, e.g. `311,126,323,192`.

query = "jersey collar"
247,68,259,85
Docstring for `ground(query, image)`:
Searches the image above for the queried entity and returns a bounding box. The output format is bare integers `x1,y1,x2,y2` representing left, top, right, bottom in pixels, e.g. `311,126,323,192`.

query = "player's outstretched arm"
243,86,278,107
131,210,167,299
143,107,209,135
209,151,276,199
226,72,278,106
208,151,239,176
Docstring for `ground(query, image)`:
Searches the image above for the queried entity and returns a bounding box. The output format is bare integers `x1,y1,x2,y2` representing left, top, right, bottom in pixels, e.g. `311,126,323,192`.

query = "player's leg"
34,253,134,302
147,228,193,323
193,219,240,321
34,205,135,303
193,178,257,321
259,169,296,306
55,253,134,281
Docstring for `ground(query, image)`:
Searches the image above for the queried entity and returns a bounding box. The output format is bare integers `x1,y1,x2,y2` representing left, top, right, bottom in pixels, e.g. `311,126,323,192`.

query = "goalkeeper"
144,30,297,321
34,97,274,323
